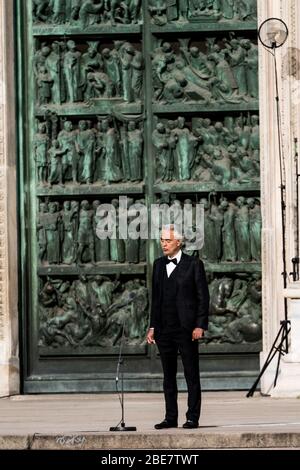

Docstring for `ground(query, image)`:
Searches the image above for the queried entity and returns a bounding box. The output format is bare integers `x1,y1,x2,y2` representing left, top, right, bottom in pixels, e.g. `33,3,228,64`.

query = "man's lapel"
156,257,165,304
174,252,190,278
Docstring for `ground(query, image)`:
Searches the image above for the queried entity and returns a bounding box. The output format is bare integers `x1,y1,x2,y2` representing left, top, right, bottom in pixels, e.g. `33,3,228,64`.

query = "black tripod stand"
247,320,290,397
109,320,137,431
247,18,291,397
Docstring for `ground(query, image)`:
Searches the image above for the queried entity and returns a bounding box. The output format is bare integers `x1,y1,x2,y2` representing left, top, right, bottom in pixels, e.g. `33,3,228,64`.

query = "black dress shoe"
154,419,178,429
182,420,198,429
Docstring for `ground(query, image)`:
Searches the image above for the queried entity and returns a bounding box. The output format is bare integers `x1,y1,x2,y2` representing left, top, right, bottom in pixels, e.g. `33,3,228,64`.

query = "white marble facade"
0,0,19,396
1,0,300,396
258,0,300,396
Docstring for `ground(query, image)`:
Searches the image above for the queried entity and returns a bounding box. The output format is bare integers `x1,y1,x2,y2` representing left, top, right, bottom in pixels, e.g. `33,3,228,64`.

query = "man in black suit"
147,224,209,429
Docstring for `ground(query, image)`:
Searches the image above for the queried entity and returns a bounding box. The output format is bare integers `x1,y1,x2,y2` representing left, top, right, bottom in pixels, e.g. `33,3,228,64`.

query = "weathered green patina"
17,0,260,392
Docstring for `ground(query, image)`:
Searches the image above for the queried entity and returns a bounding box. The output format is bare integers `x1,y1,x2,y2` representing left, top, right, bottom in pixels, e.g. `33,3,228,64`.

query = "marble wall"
258,0,300,396
0,0,19,396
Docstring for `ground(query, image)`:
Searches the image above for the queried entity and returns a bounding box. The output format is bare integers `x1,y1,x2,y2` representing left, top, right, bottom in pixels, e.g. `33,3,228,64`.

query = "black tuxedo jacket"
150,253,209,332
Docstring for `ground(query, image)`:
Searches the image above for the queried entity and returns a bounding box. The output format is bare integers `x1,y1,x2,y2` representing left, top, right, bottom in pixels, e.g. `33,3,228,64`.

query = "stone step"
1,431,300,450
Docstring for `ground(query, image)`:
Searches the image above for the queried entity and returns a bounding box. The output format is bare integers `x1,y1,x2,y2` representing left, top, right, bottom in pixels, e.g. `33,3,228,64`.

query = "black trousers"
156,328,201,423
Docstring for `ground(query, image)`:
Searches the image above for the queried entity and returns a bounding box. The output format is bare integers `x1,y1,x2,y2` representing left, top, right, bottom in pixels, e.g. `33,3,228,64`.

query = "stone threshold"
1,431,300,450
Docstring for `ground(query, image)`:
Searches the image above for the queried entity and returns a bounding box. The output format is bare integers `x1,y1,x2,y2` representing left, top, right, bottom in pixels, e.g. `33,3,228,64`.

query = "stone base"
270,360,300,398
29,431,300,450
0,357,20,397
259,351,300,397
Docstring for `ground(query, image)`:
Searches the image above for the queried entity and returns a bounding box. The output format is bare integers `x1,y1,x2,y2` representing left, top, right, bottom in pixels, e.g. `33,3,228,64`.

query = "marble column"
258,0,300,396
0,0,19,396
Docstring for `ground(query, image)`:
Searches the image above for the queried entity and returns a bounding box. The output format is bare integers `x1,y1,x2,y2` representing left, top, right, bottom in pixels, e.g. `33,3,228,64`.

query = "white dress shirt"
149,250,183,330
166,249,182,277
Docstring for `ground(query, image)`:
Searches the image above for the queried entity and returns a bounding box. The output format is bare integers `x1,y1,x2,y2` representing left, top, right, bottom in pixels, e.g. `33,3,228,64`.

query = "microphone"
109,314,137,431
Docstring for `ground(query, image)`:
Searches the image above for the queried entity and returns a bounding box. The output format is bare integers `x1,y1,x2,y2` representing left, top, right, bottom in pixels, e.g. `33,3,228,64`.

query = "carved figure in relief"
76,120,95,184
247,198,261,261
209,277,234,315
234,196,251,262
51,0,67,24
102,48,122,95
33,0,50,22
102,119,123,183
48,139,65,186
120,42,135,102
132,50,144,100
81,41,103,98
94,118,106,181
37,202,49,263
152,122,172,182
220,199,236,262
148,0,167,26
177,0,188,21
110,198,125,262
37,65,53,105
44,201,61,264
173,116,198,181
34,122,50,185
224,275,262,344
46,41,62,105
199,197,220,262
77,200,95,264
126,120,143,182
93,200,110,262
242,40,258,99
78,0,103,28
225,38,247,98
57,120,78,184
63,40,81,103
62,200,78,264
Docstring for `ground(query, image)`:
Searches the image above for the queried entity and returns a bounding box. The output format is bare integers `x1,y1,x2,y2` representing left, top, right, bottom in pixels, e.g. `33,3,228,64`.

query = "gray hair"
161,224,184,242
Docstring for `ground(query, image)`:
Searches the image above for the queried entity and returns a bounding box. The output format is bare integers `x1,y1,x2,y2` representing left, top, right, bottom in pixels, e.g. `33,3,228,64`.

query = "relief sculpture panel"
153,113,259,186
205,272,261,347
34,115,144,187
37,197,146,265
148,0,256,25
38,275,148,349
152,37,258,105
34,39,144,112
33,0,143,26
18,0,261,390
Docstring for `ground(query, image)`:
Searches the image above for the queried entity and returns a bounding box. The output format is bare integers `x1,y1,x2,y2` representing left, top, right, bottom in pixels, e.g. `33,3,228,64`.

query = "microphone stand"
273,40,290,354
109,319,137,431
247,39,291,397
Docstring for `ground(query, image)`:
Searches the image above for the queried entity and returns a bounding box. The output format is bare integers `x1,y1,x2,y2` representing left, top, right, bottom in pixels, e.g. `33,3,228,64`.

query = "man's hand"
192,328,205,341
146,328,156,344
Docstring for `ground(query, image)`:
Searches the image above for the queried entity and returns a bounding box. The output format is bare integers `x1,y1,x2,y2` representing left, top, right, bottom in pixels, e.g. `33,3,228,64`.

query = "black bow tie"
166,258,177,265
